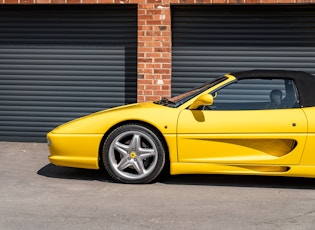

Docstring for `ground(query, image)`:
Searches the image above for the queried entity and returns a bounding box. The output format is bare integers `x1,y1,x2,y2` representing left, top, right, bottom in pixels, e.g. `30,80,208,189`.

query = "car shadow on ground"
164,174,315,190
38,163,315,189
37,164,112,182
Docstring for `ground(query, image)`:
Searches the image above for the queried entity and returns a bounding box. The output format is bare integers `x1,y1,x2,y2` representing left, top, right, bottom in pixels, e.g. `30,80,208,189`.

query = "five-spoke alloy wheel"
102,124,166,184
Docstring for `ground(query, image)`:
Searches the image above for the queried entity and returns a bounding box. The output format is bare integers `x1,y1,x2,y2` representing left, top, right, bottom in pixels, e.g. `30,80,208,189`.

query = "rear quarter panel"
300,107,315,164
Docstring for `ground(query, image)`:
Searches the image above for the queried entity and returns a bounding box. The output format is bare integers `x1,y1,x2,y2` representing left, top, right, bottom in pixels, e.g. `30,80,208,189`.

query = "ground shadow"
162,174,315,190
38,163,315,189
37,164,112,182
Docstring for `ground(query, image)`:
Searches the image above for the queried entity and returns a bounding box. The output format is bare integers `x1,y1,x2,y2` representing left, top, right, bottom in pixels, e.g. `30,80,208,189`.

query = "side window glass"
209,79,299,110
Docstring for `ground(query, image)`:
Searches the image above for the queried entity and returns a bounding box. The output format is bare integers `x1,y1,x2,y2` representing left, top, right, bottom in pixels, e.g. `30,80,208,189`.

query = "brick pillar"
137,0,172,102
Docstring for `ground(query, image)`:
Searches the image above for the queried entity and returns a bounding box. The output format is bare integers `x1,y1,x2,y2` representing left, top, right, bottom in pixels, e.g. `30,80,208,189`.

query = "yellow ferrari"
47,70,315,183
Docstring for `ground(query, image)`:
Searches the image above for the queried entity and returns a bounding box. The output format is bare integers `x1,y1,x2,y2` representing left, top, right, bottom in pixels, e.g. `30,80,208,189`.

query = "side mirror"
189,94,214,110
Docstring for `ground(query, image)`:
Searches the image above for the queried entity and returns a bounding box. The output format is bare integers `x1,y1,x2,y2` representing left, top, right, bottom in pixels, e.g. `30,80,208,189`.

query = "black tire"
102,124,166,184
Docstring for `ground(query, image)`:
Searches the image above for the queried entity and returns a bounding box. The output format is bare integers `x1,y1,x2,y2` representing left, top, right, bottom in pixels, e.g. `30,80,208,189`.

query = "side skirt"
170,163,315,178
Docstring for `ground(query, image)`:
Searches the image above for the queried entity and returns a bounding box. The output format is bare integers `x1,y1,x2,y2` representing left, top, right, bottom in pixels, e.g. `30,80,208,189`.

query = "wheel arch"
98,120,170,171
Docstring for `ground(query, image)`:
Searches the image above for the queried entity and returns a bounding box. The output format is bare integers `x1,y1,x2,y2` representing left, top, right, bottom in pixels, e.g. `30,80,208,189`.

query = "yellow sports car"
47,70,315,184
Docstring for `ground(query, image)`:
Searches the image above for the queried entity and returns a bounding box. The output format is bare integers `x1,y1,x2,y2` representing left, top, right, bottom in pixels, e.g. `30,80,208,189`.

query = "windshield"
154,76,227,108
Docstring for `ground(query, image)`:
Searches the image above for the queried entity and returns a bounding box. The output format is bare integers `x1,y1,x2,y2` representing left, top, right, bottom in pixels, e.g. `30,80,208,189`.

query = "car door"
177,78,307,165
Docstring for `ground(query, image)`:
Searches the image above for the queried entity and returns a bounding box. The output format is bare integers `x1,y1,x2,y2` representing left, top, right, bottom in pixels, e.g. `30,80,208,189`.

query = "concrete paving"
1,141,315,230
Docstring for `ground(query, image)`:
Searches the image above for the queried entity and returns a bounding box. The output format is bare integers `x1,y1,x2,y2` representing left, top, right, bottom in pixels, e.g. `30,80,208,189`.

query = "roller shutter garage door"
0,5,137,142
172,5,315,95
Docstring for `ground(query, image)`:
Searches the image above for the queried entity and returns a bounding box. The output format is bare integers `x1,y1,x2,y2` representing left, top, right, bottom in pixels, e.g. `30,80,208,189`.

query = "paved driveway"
1,141,315,230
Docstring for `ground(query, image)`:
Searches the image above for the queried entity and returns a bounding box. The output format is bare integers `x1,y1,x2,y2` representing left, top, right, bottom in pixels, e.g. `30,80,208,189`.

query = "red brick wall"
1,0,314,101
138,1,171,101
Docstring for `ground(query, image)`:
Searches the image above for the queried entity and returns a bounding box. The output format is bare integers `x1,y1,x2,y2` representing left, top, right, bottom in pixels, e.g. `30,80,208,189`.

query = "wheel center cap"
130,151,137,159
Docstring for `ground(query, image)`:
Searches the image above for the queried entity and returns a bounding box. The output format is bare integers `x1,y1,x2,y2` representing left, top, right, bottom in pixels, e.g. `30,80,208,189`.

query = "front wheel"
102,124,166,184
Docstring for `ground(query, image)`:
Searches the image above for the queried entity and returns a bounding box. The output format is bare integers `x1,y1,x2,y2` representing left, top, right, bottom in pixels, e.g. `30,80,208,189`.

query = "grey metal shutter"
0,5,137,142
171,5,315,95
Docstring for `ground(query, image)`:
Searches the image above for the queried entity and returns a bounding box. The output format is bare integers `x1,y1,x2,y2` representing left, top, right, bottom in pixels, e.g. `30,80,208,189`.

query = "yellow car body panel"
46,70,315,182
170,163,315,178
48,134,102,169
299,107,315,165
177,108,307,165
50,102,179,134
47,102,181,169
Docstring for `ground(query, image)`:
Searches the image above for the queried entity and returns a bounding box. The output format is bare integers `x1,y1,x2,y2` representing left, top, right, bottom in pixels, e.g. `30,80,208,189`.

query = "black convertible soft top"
230,70,315,107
